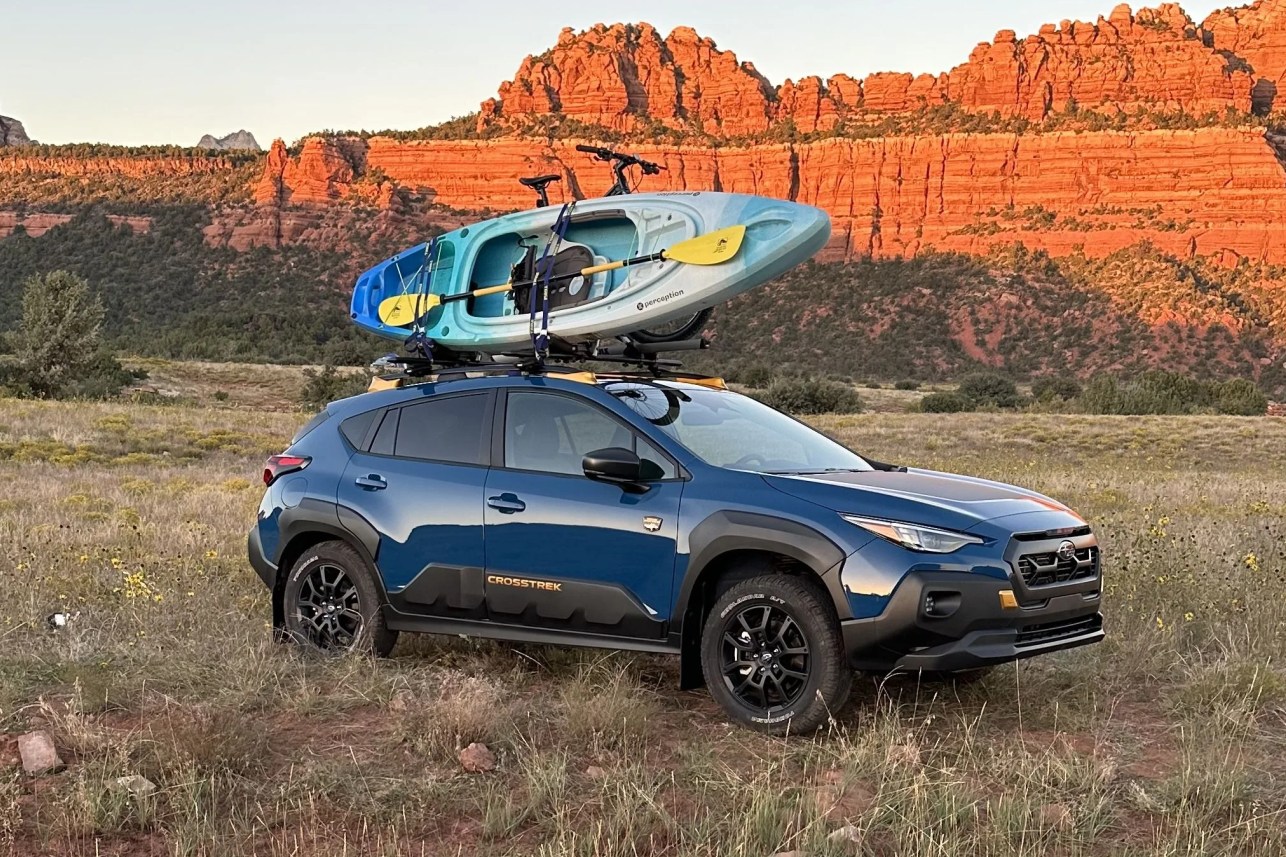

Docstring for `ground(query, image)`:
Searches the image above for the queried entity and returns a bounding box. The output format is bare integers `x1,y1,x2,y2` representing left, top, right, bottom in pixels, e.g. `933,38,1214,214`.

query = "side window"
637,435,677,480
504,392,676,479
390,394,490,465
370,408,399,456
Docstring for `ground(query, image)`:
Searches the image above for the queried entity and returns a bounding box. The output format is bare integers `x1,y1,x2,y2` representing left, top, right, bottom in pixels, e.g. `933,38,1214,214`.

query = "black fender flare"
271,500,387,626
672,510,852,689
274,498,381,568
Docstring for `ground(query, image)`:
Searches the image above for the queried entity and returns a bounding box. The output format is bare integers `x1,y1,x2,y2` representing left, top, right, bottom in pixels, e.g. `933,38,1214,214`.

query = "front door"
339,391,494,619
483,389,684,640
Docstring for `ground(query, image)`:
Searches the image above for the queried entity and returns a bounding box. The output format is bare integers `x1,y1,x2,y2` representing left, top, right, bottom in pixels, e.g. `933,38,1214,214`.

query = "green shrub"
920,391,975,413
299,364,370,410
1031,376,1082,402
0,270,136,399
754,377,863,415
894,379,920,391
1216,378,1269,416
735,364,775,388
1074,371,1268,415
956,372,1020,408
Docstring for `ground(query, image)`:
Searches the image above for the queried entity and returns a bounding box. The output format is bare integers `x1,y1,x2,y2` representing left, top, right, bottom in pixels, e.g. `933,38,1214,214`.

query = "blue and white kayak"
349,191,830,353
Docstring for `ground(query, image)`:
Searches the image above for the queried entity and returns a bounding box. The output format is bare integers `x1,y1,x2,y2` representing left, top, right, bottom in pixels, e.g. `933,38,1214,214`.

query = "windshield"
606,383,872,474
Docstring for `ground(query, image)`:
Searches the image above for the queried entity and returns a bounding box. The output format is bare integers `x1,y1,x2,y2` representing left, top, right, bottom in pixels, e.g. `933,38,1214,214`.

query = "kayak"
349,192,830,353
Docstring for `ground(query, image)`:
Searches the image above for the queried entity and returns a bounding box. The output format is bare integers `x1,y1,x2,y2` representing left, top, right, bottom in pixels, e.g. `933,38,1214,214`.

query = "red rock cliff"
479,5,1255,133
251,127,1286,264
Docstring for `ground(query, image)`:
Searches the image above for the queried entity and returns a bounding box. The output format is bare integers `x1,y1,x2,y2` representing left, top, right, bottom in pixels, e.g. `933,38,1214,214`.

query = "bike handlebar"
575,144,664,174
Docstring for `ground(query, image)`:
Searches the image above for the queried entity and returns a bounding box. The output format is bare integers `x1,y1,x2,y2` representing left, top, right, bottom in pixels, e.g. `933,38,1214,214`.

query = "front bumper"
840,570,1103,672
247,526,278,590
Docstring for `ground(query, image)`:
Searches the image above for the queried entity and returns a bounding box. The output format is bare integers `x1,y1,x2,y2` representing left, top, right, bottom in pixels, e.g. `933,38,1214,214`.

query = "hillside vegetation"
1,208,1283,392
698,246,1286,394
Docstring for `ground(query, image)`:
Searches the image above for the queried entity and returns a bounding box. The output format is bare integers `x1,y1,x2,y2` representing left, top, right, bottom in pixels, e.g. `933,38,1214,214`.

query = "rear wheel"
630,308,713,344
700,575,852,734
283,541,397,656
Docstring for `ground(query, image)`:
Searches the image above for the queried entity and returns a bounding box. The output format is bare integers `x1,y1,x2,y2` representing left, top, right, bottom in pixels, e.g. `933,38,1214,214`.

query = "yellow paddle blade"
664,225,746,265
378,293,440,326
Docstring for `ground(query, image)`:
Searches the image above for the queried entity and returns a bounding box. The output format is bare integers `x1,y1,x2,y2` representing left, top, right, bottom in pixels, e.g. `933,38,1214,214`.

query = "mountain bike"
518,146,713,344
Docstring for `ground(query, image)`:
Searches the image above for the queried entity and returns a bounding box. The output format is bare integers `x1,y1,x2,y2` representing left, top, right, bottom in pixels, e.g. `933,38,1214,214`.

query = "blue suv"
249,369,1103,733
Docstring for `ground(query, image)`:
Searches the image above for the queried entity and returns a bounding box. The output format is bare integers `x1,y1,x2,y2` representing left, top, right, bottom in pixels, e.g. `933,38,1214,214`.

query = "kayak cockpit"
466,210,640,319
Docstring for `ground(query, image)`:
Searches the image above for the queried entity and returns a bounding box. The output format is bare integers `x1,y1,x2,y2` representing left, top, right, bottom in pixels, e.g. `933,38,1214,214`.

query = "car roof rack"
366,336,726,392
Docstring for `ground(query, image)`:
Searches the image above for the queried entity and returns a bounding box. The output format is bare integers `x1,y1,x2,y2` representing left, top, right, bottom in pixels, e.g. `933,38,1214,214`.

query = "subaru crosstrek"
249,371,1103,733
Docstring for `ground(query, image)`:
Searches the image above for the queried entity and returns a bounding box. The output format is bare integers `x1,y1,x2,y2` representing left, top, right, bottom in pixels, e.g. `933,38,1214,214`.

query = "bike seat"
520,174,561,189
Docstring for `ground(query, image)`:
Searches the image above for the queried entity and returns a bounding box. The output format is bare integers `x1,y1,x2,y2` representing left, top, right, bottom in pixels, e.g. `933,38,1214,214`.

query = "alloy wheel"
720,603,811,712
294,563,363,650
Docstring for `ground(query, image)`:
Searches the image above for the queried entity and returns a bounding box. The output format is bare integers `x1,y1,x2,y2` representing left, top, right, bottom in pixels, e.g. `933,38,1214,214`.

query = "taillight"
264,454,311,486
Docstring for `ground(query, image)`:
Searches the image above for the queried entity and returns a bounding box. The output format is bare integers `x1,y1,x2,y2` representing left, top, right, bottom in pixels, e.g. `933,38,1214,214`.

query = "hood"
763,468,1084,534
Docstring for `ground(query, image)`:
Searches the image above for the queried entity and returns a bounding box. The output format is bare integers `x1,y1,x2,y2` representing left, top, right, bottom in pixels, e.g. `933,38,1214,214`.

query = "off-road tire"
700,575,852,734
283,540,398,657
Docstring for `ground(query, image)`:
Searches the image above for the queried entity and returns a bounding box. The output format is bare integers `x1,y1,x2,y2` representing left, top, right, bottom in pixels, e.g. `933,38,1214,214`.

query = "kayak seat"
504,242,610,316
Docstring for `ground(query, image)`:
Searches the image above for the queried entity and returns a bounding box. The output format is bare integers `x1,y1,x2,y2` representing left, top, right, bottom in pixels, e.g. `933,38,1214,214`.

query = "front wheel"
700,575,852,734
282,540,398,656
629,308,713,344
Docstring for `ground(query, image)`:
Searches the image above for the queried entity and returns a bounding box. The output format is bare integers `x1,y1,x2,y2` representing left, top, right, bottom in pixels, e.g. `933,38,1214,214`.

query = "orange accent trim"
674,376,727,390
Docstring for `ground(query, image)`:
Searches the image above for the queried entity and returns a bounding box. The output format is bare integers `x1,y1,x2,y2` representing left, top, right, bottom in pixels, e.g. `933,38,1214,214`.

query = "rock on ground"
459,742,496,773
827,824,862,844
18,730,63,774
113,775,158,799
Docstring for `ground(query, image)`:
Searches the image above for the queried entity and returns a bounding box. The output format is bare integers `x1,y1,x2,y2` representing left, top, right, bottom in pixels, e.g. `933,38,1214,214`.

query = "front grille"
1015,614,1103,648
1016,546,1098,587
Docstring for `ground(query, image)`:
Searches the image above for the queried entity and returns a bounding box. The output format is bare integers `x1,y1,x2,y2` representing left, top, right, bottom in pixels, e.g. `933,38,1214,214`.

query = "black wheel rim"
295,563,363,650
720,603,811,712
631,308,713,343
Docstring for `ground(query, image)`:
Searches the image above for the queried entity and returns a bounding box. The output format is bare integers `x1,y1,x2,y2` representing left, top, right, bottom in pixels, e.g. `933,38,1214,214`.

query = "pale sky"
5,0,1230,147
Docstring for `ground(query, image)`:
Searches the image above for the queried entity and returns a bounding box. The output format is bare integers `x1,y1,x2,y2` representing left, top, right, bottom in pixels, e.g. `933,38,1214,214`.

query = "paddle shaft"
375,224,745,326
434,249,665,307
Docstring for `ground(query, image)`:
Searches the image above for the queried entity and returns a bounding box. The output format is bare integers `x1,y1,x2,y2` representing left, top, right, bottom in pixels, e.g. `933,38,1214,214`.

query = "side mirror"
582,447,642,485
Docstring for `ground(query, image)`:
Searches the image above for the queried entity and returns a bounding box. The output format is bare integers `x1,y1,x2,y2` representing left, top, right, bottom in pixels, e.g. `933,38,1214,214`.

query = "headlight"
840,514,984,554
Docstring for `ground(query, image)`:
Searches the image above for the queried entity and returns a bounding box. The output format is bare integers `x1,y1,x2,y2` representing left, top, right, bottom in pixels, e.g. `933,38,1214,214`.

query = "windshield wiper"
766,467,863,475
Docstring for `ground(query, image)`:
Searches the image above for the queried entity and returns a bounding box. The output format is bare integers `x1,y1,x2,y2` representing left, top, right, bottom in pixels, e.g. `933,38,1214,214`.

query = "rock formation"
0,150,236,179
479,5,1256,133
0,115,32,146
933,4,1252,119
17,1,1286,273
480,22,777,134
1203,0,1286,112
197,129,261,151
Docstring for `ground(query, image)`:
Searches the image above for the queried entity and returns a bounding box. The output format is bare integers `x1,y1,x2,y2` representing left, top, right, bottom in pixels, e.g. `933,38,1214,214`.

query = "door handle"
487,493,526,514
355,474,387,490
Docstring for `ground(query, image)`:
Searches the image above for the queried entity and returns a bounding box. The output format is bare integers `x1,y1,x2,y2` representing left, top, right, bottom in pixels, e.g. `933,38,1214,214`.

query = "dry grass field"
1,378,1284,856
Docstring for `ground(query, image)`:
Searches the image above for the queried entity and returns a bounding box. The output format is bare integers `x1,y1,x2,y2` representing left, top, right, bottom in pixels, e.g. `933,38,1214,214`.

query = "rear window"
392,394,490,465
291,410,330,444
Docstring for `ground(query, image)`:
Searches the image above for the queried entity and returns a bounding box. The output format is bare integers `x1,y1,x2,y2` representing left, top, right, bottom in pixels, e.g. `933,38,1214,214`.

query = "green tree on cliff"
0,270,134,398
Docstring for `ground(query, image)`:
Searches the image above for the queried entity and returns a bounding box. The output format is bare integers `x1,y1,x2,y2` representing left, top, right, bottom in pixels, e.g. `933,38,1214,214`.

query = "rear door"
482,388,684,640
339,391,494,619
